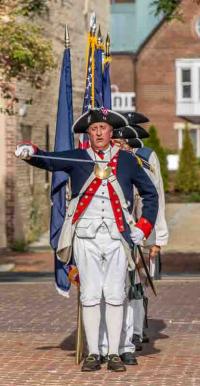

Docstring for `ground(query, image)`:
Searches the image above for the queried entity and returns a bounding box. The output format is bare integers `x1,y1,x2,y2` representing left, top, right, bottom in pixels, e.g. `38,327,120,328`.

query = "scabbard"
136,245,157,297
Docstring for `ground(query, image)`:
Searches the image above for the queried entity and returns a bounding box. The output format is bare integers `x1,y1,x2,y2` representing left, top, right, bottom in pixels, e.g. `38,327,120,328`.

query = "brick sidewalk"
1,249,200,274
0,279,200,386
0,250,53,272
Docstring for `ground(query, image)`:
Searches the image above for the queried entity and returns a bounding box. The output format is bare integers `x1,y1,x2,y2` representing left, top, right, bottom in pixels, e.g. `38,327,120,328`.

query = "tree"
0,0,55,104
175,127,200,193
144,125,169,191
152,0,200,20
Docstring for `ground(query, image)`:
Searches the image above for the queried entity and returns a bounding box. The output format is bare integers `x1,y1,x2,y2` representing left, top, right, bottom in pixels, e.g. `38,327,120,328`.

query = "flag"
94,47,103,108
50,47,74,296
103,58,112,109
79,38,93,149
79,35,104,149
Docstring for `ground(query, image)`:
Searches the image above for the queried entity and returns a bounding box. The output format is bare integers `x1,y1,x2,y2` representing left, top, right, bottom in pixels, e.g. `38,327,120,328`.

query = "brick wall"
136,0,200,149
0,107,6,248
110,0,200,149
111,54,135,92
4,0,109,246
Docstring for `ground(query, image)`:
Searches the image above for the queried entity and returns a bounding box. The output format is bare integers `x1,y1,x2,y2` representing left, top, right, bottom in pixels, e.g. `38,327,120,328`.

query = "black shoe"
81,354,101,372
120,352,138,365
100,354,108,364
132,334,143,351
107,354,126,372
142,332,150,343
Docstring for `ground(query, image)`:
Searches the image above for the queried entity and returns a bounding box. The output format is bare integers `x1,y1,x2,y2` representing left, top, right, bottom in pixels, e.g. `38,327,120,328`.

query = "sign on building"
111,90,136,112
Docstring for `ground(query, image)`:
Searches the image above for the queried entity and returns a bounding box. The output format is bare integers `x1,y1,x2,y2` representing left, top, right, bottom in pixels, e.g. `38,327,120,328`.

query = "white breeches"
73,226,128,306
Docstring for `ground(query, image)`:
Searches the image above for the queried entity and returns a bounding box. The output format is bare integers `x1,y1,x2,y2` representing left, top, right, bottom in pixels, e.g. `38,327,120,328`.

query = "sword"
136,245,157,297
30,154,107,163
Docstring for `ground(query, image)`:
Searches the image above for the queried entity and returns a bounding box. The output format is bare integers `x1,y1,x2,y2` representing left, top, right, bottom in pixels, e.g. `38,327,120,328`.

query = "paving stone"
0,280,200,385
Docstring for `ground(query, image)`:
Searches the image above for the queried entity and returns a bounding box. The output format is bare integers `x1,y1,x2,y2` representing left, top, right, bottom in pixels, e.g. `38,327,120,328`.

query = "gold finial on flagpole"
64,24,70,49
97,25,103,45
105,33,110,57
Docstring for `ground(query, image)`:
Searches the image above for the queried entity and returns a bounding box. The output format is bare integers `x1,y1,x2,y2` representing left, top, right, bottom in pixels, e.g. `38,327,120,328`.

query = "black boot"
132,334,143,351
81,354,101,372
120,352,138,365
107,354,126,372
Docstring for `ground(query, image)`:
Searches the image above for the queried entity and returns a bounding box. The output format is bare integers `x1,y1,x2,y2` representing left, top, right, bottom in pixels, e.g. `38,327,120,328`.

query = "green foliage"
0,21,55,84
144,125,169,191
19,0,49,17
151,0,200,20
0,0,55,87
187,192,200,202
0,0,48,17
175,127,200,193
11,239,28,252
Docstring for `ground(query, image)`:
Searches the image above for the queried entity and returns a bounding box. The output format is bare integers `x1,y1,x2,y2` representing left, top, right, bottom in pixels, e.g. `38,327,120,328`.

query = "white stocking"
82,304,101,355
105,303,123,355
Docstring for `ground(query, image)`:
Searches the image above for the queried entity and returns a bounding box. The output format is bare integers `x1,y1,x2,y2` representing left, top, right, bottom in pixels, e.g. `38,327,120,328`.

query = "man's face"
87,122,113,150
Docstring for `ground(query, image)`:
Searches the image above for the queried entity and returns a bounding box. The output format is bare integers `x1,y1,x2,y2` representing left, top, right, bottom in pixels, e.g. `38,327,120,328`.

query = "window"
20,124,33,188
177,127,200,157
20,124,32,141
181,68,192,99
176,59,200,117
190,129,197,154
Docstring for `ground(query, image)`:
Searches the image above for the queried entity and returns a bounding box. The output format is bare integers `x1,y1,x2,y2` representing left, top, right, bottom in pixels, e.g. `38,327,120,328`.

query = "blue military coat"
27,147,158,245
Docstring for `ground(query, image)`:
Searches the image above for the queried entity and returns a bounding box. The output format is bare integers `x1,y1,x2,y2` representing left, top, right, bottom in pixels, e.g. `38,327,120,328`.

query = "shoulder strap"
135,147,153,162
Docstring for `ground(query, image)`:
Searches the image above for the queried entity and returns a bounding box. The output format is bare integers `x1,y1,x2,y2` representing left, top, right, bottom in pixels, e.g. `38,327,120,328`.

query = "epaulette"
130,151,155,174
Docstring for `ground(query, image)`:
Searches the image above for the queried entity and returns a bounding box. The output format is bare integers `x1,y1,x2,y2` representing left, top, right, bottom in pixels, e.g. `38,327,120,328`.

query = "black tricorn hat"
125,138,143,148
123,111,149,125
112,124,149,140
127,124,149,139
72,107,128,134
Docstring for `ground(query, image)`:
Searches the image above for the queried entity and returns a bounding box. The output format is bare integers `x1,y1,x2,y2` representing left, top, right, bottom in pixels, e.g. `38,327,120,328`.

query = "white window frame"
175,124,200,157
176,64,193,102
181,68,192,100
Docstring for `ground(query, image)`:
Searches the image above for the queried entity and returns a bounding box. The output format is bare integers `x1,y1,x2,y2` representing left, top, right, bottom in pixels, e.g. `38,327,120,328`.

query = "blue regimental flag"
50,47,74,296
103,59,112,109
94,47,103,108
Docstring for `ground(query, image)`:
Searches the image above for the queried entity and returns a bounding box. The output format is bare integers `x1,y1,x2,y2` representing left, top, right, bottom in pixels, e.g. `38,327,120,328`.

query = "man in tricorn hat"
108,113,168,363
15,107,158,372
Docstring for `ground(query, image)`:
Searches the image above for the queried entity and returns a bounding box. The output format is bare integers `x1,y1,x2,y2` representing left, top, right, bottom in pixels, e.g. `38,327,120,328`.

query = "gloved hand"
15,144,35,160
131,227,144,245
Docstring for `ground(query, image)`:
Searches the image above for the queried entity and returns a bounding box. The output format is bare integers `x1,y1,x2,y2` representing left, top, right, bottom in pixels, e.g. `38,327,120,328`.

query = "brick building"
0,0,109,248
110,0,200,154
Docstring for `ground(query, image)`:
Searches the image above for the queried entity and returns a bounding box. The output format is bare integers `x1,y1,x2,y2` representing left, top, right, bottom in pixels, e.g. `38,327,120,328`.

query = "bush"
11,239,28,252
175,127,200,193
144,125,169,191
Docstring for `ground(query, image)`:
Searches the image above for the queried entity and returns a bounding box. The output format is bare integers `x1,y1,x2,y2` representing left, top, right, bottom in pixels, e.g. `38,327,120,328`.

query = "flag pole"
65,24,70,49
68,15,84,363
90,12,96,108
75,287,84,364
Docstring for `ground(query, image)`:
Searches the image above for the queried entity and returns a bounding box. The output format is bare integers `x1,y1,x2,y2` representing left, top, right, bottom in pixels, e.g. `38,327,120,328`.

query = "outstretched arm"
15,143,75,173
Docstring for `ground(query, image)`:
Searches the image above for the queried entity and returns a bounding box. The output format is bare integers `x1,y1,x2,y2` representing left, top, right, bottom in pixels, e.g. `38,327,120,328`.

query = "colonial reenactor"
15,107,159,372
108,114,168,364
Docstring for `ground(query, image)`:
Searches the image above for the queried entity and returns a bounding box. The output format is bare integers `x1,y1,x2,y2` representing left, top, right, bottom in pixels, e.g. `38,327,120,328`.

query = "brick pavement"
0,279,200,386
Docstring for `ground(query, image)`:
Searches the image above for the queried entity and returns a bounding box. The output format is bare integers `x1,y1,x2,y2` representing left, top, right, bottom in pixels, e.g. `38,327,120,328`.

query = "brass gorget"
94,164,112,180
